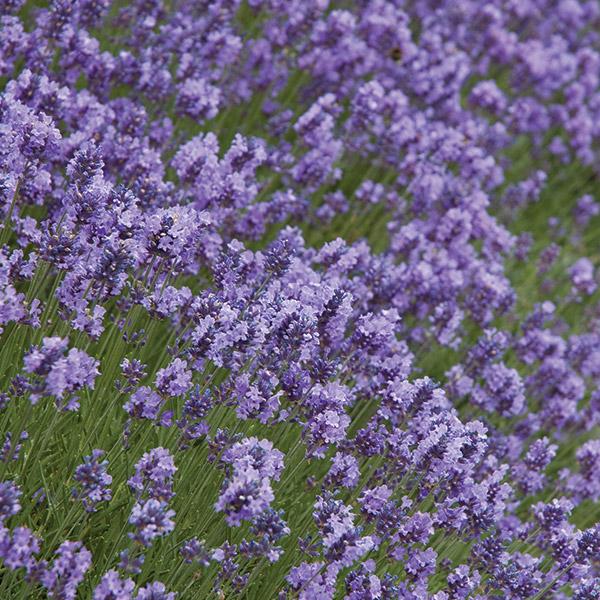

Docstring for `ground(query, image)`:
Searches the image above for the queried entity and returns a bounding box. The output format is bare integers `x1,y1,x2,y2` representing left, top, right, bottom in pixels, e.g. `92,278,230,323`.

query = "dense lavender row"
1,0,600,598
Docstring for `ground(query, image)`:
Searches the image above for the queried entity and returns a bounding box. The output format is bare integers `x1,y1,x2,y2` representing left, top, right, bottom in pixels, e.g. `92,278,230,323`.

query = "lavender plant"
0,0,599,598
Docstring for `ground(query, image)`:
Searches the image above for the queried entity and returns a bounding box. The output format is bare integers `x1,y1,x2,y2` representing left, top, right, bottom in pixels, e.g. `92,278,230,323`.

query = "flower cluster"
215,436,284,527
72,449,112,513
0,0,599,598
127,448,177,548
22,337,99,411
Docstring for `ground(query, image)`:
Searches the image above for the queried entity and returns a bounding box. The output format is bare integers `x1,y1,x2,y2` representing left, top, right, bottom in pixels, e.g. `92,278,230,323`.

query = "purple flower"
73,449,112,512
23,337,99,411
405,547,437,582
472,362,525,417
180,537,210,566
305,409,351,458
513,438,557,494
288,562,339,600
573,578,600,600
569,257,597,296
325,452,360,489
359,486,393,518
345,561,383,600
251,509,290,543
128,499,176,547
135,581,176,600
117,359,147,393
235,372,282,424
578,525,600,562
215,471,274,527
0,481,21,523
469,80,507,114
176,386,212,447
1,431,28,463
215,436,286,527
397,512,434,546
221,437,285,481
128,447,177,502
118,548,144,575
573,194,599,229
447,564,481,599
123,387,165,423
313,494,374,567
491,552,543,599
40,541,92,600
176,78,220,122
0,525,40,573
93,570,135,600
126,447,177,552
533,498,573,532
155,358,192,398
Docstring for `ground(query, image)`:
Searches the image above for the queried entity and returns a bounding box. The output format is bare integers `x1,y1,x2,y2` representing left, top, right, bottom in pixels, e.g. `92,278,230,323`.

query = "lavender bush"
0,0,599,597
